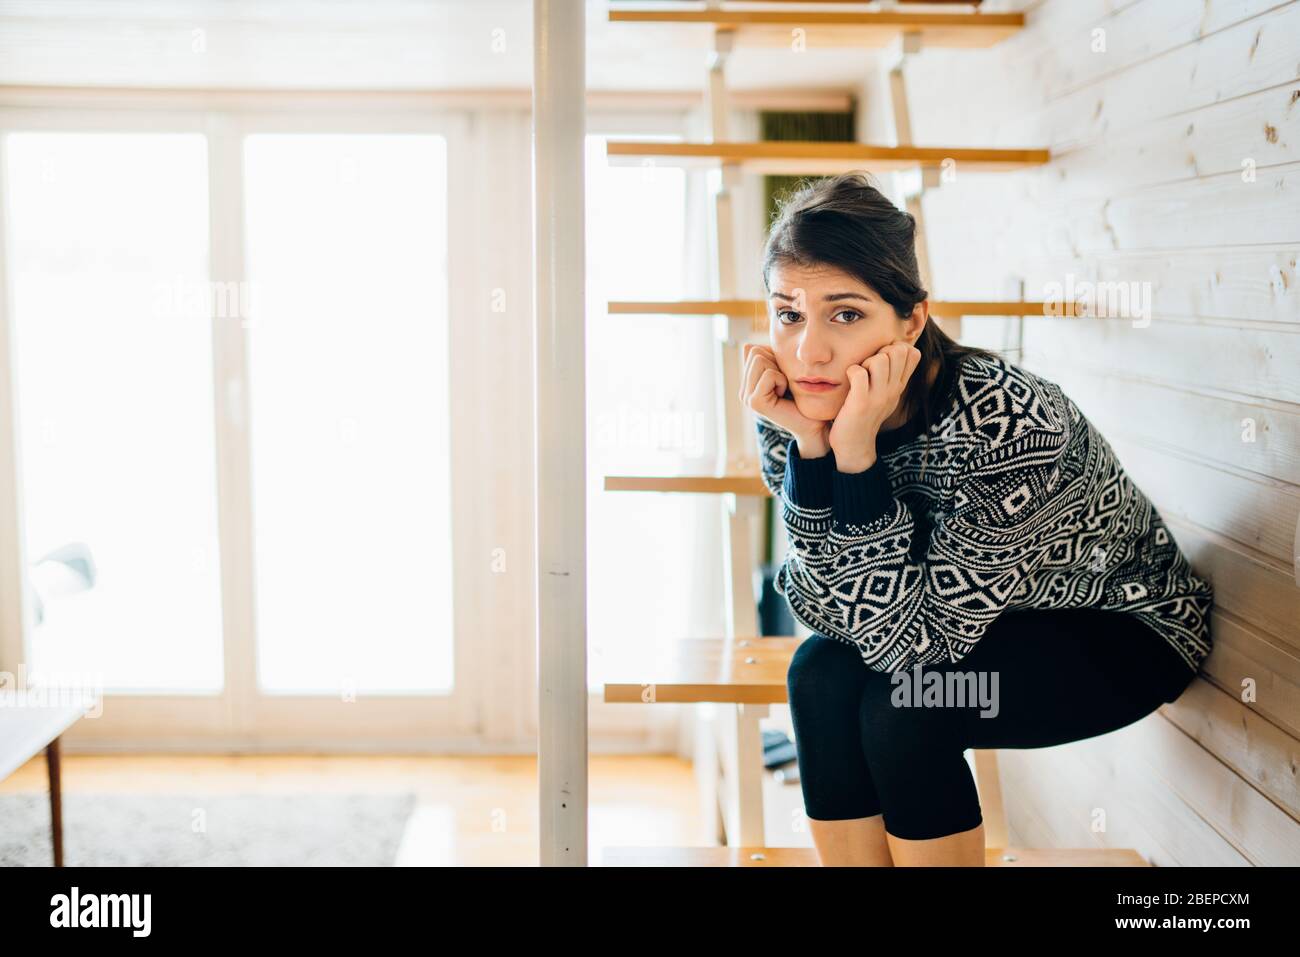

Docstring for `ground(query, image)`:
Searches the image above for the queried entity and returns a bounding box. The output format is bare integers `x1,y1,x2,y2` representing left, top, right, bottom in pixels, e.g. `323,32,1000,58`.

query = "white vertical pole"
534,0,588,867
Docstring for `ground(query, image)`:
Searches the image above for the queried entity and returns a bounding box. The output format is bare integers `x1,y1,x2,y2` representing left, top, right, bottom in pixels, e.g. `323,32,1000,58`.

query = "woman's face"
767,261,926,422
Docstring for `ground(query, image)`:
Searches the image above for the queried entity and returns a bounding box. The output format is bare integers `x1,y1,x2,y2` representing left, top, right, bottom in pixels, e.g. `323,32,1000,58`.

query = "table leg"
47,737,63,867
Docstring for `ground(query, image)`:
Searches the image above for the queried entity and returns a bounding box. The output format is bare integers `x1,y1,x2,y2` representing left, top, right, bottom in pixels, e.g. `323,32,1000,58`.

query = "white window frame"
0,99,483,749
0,92,711,753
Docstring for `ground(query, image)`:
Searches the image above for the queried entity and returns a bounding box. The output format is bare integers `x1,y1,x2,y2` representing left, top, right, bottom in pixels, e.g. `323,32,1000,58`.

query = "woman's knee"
786,634,866,713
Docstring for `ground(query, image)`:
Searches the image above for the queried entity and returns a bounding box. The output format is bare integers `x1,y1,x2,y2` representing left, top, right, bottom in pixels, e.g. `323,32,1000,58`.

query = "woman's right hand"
741,343,830,453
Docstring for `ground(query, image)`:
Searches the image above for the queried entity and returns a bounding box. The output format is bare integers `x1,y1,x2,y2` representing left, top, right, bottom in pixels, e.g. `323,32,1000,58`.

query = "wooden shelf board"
604,474,768,496
608,299,763,319
602,636,801,704
606,139,1050,173
607,9,1021,49
608,300,1081,332
599,845,1151,867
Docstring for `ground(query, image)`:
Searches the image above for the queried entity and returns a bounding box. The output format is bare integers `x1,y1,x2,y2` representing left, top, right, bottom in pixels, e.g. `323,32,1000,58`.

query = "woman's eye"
775,309,860,325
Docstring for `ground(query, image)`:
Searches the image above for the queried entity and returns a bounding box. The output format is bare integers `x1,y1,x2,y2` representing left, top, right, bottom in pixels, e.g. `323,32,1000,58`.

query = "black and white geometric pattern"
756,353,1214,675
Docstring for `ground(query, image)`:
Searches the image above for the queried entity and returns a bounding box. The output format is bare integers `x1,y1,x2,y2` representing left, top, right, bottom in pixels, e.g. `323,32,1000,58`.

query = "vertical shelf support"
889,29,956,341
704,22,769,849
890,28,1008,849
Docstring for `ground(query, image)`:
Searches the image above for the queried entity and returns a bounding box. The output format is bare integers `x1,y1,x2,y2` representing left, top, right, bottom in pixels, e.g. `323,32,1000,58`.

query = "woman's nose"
795,324,832,366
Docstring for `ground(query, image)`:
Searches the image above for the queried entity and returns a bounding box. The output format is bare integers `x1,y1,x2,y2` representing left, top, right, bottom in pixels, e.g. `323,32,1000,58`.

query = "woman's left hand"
829,340,923,472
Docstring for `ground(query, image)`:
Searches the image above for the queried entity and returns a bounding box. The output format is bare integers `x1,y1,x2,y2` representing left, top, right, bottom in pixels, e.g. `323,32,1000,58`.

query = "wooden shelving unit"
596,2,1147,867
608,8,1022,49
606,139,1050,174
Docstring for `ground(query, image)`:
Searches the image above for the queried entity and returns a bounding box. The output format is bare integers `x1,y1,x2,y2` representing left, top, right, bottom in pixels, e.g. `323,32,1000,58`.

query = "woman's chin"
793,395,842,421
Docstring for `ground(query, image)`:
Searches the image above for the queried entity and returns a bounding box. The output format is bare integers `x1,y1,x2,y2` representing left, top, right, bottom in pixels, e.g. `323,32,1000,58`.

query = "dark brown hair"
761,170,999,463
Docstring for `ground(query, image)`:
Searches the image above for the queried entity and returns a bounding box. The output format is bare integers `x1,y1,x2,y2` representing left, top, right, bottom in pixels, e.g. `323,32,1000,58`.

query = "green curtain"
760,110,856,236
757,108,856,564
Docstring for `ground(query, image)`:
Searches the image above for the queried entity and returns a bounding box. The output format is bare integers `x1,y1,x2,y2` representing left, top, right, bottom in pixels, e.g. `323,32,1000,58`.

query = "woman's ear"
907,299,929,345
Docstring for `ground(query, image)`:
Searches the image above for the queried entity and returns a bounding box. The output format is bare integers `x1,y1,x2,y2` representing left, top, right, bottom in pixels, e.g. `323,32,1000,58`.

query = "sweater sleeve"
755,414,839,553
774,427,1072,673
755,415,839,505
755,416,796,498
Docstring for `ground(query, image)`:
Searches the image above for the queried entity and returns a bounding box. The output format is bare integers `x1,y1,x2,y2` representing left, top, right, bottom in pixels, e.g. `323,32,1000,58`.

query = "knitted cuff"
832,459,896,526
782,438,834,508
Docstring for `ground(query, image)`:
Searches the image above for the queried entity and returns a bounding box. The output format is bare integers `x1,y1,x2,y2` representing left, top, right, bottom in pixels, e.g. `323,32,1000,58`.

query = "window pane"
242,134,452,695
5,131,223,693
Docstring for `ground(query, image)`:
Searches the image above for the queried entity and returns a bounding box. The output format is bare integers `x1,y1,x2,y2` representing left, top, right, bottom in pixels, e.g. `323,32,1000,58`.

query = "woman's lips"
796,379,839,393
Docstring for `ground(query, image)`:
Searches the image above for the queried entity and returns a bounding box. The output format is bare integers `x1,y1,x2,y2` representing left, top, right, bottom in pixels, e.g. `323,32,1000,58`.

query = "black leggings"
785,606,1197,840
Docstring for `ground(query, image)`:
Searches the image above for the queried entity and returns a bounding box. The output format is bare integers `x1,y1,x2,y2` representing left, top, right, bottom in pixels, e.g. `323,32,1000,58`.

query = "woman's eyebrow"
769,291,872,303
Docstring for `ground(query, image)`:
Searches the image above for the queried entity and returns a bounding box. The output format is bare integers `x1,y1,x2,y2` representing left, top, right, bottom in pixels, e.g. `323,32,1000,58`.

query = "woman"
741,171,1213,867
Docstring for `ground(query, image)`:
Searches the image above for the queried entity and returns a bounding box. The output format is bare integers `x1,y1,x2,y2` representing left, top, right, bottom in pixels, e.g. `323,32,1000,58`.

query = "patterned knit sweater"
756,351,1214,676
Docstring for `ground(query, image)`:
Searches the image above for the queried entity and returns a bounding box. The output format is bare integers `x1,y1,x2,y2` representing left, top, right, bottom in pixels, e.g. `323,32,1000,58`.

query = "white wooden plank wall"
899,0,1300,865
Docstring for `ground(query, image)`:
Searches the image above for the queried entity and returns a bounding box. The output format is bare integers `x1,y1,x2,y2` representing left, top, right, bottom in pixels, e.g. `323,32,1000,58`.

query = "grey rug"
0,792,418,866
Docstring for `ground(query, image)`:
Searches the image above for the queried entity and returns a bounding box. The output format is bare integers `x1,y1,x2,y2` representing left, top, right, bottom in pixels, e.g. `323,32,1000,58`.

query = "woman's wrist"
835,453,877,474
793,430,831,460
831,433,879,473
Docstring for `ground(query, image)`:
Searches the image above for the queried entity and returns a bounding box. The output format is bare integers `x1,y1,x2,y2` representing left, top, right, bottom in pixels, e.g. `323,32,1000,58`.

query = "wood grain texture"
908,0,1300,865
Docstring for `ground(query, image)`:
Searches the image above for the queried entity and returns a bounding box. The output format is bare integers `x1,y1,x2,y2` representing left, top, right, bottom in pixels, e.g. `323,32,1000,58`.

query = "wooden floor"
0,753,705,866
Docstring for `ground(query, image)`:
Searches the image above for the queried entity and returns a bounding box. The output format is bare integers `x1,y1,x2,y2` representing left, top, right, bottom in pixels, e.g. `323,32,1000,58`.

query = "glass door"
5,129,226,707
1,112,480,745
